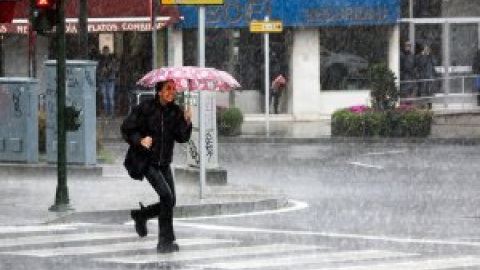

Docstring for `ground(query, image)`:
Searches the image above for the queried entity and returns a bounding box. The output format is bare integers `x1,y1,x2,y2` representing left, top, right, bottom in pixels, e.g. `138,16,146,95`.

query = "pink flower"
349,105,370,114
397,103,411,111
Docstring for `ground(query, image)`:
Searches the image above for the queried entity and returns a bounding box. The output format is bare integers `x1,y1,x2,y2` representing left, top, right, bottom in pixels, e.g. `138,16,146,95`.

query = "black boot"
130,202,148,237
157,242,179,253
130,202,161,237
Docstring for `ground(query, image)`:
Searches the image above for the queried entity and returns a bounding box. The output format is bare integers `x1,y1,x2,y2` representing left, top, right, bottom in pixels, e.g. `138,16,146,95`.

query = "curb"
48,196,290,224
0,162,102,178
218,136,480,145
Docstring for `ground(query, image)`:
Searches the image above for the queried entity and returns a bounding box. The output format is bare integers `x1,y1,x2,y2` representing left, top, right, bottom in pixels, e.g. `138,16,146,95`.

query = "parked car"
320,47,369,90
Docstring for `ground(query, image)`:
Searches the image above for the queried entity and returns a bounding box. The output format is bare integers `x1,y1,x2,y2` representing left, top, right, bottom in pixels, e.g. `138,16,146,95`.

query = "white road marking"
192,250,417,269
175,222,480,248
123,200,309,224
0,224,77,234
348,162,383,170
96,243,325,264
311,256,480,270
3,238,237,257
363,150,408,156
176,199,309,220
0,232,135,248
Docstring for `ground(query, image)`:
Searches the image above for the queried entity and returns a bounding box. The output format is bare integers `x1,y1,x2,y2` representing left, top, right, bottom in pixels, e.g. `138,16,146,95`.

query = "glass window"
319,25,390,91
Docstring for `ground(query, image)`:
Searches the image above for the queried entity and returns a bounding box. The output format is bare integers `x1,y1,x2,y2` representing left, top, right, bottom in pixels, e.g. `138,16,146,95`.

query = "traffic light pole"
49,0,72,212
78,0,88,59
28,0,35,77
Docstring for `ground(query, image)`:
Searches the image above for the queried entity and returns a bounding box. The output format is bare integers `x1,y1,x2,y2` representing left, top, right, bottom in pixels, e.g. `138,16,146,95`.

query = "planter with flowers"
331,63,433,137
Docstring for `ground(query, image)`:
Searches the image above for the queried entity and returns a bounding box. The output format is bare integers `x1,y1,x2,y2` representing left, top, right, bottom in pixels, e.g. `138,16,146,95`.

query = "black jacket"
473,51,480,75
121,98,192,180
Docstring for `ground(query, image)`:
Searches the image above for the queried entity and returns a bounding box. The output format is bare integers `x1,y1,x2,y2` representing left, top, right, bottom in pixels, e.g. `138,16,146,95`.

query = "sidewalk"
0,137,288,226
0,172,287,226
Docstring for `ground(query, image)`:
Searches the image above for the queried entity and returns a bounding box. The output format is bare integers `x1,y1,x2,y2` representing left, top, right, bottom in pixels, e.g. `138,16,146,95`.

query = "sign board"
177,0,399,29
161,0,223,5
0,20,168,34
250,20,282,33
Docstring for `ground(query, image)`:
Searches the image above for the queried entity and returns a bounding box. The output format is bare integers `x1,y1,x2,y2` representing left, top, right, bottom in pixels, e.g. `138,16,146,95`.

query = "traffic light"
32,0,58,34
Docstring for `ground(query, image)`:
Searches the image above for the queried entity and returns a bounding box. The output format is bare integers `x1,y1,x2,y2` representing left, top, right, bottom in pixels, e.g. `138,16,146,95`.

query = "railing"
399,74,480,110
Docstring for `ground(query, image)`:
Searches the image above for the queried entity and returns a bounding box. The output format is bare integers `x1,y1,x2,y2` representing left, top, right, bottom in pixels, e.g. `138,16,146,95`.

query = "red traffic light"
36,0,53,8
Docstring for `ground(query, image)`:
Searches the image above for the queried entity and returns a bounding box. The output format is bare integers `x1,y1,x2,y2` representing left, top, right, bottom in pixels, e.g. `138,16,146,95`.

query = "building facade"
3,0,480,117
175,0,400,118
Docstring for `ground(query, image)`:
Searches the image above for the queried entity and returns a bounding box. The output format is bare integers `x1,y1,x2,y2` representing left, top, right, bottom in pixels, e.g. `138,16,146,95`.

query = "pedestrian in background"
98,46,119,117
400,41,418,98
417,45,437,109
472,49,480,106
121,80,192,253
270,74,286,114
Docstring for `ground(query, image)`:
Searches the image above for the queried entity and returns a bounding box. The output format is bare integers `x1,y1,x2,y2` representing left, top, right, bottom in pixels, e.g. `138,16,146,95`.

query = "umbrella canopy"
271,74,287,90
137,66,241,91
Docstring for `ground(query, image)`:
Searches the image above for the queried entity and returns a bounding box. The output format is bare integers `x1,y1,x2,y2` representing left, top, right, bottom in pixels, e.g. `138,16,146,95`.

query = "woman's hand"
140,136,153,149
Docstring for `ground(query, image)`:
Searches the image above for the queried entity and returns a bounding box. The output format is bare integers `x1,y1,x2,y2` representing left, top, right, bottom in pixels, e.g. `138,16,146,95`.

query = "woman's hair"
155,81,168,93
154,80,175,97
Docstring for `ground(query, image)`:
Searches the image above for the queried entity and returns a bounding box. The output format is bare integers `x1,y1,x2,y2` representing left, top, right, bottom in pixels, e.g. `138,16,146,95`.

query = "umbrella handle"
184,90,190,111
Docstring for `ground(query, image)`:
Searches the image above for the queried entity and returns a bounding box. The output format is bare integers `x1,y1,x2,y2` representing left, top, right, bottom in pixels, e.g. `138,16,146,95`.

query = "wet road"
1,142,480,269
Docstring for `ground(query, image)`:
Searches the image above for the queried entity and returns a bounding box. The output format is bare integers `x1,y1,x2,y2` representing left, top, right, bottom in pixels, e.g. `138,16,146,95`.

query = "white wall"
289,29,322,120
318,91,371,114
168,27,183,67
216,90,261,114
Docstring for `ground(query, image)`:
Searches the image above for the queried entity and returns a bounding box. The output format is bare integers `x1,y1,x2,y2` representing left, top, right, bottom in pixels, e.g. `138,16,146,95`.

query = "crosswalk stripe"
2,238,237,257
0,225,77,234
191,250,418,269
310,256,480,270
96,243,326,265
0,232,135,248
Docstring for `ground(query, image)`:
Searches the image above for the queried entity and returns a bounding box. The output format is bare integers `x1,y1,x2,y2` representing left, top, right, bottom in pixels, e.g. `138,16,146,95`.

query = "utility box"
0,78,38,163
45,60,97,165
186,91,219,168
175,90,227,185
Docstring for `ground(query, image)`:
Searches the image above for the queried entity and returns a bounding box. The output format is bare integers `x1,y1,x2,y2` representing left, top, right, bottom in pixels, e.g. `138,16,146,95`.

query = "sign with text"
0,21,167,34
249,20,282,33
161,0,223,5
177,0,399,28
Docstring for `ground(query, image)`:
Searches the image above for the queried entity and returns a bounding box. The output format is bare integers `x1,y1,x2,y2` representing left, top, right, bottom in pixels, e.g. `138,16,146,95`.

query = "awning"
0,0,180,34
177,0,399,29
0,1,16,24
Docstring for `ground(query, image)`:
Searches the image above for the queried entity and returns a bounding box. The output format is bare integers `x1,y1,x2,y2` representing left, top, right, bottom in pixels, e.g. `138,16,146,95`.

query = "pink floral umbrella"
136,66,241,91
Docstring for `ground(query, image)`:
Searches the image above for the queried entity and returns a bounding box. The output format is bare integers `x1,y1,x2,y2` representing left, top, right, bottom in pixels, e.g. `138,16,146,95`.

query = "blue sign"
177,0,399,28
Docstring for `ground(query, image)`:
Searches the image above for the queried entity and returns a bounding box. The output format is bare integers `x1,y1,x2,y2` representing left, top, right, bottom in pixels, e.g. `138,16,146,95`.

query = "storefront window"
319,26,390,91
184,28,288,93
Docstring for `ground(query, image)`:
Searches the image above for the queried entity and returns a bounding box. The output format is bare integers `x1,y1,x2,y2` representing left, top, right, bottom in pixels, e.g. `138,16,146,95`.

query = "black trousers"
270,91,281,114
144,164,176,244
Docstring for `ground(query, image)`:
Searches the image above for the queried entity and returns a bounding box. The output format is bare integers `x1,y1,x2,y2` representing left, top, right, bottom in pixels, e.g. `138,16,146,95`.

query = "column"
168,27,183,67
388,24,400,83
289,29,322,120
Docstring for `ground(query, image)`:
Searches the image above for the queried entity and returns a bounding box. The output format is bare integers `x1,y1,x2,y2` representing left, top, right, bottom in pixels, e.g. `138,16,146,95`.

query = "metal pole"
50,0,72,212
198,6,206,199
264,16,270,136
0,36,3,76
78,0,88,59
408,0,414,48
28,0,34,77
442,22,450,109
152,0,158,69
